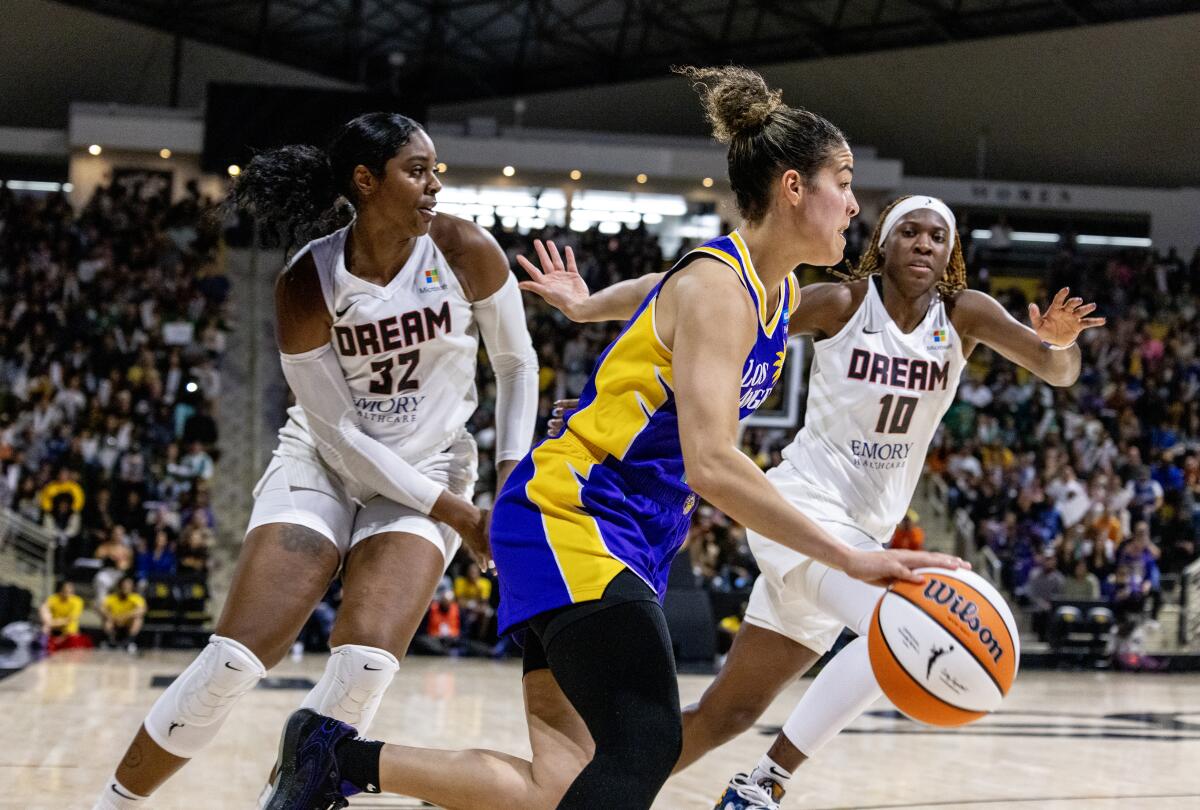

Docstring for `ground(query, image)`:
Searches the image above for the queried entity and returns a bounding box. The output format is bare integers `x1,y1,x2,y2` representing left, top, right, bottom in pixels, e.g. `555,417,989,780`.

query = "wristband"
1041,340,1076,351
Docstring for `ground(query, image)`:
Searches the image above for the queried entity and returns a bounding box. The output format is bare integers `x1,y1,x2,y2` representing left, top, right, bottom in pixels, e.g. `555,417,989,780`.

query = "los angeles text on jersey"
740,358,776,410
846,348,949,391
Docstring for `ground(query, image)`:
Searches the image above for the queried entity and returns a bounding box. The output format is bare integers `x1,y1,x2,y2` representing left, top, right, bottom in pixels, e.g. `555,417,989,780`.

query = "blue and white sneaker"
263,709,361,810
713,771,785,810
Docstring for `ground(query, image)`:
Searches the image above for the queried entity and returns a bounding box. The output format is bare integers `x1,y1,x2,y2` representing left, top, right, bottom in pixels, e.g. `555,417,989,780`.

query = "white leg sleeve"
780,565,886,757
144,635,267,758
781,636,881,756
299,644,399,733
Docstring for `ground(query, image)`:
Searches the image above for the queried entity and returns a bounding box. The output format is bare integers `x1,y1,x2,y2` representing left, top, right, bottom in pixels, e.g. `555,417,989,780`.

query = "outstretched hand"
1030,287,1105,347
516,239,591,320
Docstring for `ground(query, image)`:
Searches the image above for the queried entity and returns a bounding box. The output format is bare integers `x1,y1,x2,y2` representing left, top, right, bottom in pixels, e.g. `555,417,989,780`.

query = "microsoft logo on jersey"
419,267,447,293
927,328,950,349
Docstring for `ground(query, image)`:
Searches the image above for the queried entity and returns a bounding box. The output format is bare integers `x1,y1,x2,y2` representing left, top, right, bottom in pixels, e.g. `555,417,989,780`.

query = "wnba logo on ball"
923,580,1004,663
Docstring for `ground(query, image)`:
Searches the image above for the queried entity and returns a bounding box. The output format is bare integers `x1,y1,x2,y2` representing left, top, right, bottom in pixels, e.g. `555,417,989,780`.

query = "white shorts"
743,462,887,655
245,430,477,563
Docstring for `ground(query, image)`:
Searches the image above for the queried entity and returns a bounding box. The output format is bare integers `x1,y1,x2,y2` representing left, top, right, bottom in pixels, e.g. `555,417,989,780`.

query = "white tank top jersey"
279,223,479,465
782,276,967,541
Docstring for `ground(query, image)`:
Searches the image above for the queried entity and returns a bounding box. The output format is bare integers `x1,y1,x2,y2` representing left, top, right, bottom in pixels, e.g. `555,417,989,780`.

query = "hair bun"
674,65,784,143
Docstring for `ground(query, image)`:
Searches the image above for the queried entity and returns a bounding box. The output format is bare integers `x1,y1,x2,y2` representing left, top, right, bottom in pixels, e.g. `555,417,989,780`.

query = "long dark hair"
230,112,422,247
675,65,846,223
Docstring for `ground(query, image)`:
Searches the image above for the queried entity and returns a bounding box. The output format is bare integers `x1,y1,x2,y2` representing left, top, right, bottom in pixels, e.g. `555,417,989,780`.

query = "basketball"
868,568,1020,727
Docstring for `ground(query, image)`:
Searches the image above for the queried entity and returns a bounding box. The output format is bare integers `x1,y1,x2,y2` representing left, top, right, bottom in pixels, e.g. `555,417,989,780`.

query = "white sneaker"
125,642,138,655
713,772,784,810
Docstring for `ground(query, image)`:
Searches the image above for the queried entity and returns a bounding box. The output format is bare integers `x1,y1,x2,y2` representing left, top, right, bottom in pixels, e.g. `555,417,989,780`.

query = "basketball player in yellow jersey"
264,66,966,810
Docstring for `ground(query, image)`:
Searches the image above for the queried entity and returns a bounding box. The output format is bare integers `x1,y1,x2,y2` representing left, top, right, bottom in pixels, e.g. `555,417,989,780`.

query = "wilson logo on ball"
922,580,1004,663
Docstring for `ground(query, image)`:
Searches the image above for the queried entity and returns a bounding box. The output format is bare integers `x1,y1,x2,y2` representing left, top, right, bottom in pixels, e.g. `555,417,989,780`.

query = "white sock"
93,777,147,809
750,753,792,787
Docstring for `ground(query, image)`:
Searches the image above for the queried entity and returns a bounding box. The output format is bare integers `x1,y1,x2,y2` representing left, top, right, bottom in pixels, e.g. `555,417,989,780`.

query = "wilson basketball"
868,567,1020,726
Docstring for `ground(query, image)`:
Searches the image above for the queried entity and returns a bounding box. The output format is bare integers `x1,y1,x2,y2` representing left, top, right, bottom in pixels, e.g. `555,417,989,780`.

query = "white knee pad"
144,635,267,758
300,644,399,733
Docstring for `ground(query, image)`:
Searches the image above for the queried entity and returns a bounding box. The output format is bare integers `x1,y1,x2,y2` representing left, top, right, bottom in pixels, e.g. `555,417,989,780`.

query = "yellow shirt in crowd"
44,594,84,635
454,576,492,603
103,593,147,621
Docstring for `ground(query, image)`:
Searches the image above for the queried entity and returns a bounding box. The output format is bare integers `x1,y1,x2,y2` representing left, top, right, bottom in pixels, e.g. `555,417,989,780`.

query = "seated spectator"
890,509,925,551
1107,564,1152,625
43,492,84,570
1061,558,1101,600
424,588,462,654
1124,466,1164,526
179,440,214,482
453,563,494,641
137,529,177,580
1026,551,1066,637
92,525,134,602
1046,465,1090,528
1116,521,1162,621
39,467,84,514
177,511,213,578
99,575,146,653
39,581,89,652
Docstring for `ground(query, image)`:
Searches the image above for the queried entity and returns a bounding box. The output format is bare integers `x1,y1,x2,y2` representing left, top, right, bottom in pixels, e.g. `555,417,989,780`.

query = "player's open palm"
516,239,591,319
1029,287,1105,347
845,549,970,587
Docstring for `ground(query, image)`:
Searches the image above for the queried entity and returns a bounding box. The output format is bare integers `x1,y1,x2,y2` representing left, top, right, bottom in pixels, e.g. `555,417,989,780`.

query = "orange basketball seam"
873,603,985,717
887,588,1008,698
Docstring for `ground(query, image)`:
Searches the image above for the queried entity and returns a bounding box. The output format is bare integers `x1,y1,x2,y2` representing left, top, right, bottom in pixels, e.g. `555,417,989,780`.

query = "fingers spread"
516,254,544,280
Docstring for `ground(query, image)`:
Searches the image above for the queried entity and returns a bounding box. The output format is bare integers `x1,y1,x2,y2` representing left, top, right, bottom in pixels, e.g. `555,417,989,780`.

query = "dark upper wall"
430,14,1200,188
0,0,356,128
3,2,1196,187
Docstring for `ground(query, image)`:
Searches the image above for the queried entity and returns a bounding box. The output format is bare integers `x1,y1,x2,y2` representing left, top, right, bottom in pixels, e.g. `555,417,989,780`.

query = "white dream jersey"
279,223,478,466
782,276,966,541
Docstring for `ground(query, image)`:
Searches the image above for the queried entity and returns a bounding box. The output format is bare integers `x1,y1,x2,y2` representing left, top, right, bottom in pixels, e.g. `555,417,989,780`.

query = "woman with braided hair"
517,192,1105,809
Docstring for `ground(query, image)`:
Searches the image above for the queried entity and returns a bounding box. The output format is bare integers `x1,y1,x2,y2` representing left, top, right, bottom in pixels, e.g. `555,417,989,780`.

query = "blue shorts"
491,432,696,635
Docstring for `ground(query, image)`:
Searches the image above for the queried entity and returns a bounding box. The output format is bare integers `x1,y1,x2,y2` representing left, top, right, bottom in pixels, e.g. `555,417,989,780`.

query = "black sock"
335,737,384,794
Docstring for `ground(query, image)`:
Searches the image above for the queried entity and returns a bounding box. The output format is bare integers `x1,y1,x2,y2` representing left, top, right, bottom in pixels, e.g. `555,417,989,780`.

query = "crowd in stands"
0,179,226,649
932,242,1200,651
8,179,1198,660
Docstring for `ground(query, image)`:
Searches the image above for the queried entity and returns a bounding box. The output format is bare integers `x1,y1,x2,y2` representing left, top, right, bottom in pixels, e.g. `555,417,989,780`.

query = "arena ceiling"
52,0,1200,103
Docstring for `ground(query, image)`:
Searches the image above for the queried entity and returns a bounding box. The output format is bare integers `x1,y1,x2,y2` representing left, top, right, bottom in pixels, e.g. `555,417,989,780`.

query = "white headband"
879,196,957,249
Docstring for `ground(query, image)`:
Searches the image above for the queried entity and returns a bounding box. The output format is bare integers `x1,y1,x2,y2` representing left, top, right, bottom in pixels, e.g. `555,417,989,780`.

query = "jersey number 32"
369,350,420,395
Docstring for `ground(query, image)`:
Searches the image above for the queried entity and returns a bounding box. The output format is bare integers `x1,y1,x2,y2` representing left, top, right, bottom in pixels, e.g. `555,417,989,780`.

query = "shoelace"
733,778,780,810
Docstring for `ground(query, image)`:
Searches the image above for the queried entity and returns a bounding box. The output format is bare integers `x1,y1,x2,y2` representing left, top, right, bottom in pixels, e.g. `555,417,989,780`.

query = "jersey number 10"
874,394,918,434
369,350,420,395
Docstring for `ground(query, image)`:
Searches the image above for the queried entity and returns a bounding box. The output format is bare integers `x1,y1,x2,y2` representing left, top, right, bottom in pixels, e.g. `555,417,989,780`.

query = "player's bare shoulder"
274,248,329,351
792,277,867,338
429,213,508,301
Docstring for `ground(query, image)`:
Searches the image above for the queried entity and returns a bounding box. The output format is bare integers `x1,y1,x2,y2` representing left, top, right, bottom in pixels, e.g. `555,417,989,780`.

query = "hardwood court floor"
3,651,1199,809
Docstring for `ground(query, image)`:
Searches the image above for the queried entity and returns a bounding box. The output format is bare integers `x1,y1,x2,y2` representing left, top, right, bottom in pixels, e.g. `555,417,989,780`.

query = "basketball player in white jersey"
92,113,538,810
523,194,1104,809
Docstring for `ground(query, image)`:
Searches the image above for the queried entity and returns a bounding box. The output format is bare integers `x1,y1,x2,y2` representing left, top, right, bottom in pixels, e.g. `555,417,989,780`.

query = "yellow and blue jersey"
492,231,797,634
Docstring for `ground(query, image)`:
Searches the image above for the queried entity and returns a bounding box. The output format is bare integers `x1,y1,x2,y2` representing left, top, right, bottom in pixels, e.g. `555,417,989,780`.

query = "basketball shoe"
262,709,361,810
713,771,785,810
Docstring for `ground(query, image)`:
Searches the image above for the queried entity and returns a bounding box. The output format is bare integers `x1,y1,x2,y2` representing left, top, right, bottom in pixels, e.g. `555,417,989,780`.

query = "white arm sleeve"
473,274,539,464
280,345,444,514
